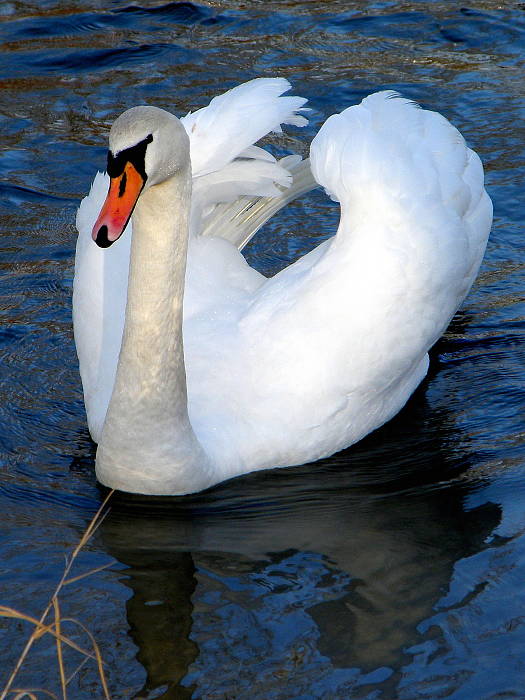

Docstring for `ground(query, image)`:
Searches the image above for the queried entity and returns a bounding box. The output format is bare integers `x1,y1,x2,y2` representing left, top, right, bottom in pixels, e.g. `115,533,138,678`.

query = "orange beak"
92,161,145,248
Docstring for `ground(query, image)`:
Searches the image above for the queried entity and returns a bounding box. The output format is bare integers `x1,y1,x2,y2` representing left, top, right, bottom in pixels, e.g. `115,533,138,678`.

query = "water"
1,1,524,697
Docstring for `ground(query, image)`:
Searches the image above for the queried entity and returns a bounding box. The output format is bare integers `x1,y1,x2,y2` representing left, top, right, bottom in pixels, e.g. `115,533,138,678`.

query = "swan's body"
74,79,492,495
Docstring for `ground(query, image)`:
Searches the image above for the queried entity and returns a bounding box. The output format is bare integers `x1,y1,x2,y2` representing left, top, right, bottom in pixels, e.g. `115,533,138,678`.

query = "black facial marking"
118,171,127,197
95,225,113,248
107,133,153,179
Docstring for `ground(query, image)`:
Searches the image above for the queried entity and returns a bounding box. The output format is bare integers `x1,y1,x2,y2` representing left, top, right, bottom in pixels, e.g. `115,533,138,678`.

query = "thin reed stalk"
10,689,58,699
52,598,66,700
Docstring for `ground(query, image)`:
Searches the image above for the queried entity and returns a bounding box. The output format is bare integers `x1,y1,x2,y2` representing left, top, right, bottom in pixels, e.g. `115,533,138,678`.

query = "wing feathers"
310,91,486,225
197,157,317,249
181,77,308,177
184,78,310,246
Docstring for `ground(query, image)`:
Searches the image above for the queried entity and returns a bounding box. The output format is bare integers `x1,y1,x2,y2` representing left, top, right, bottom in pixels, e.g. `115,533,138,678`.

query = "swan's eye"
107,133,153,180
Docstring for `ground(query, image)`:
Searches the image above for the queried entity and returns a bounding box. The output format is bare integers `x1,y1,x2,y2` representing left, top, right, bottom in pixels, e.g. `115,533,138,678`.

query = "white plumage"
73,79,492,495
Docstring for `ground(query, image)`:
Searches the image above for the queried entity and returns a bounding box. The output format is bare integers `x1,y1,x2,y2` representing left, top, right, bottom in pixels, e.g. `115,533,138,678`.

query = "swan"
74,78,492,495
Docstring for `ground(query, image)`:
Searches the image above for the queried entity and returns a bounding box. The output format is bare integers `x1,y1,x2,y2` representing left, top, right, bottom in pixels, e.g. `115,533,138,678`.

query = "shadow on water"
95,384,501,698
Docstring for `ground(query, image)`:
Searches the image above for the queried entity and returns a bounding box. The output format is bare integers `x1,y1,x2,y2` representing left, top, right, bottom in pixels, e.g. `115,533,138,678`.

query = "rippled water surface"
1,1,525,698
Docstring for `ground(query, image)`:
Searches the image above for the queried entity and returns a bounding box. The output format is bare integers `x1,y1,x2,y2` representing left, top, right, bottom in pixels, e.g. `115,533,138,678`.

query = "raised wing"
181,77,308,176
181,78,314,248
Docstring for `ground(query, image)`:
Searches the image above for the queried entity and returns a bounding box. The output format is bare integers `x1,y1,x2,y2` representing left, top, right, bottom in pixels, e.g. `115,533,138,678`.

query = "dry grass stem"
65,657,90,687
0,490,115,700
11,689,59,699
52,599,66,700
0,608,98,659
63,562,113,587
57,618,110,697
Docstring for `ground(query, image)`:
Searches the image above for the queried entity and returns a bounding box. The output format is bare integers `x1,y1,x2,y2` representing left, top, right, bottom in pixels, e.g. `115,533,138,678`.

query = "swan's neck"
95,167,213,495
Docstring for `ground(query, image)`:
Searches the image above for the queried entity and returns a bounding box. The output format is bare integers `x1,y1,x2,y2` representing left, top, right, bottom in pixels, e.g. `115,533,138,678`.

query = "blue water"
1,1,525,698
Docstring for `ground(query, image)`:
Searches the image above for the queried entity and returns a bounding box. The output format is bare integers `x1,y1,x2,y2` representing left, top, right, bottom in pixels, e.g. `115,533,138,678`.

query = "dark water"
1,1,524,697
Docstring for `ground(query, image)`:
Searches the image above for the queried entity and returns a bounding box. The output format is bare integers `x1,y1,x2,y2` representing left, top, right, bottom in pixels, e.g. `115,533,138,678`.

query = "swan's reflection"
99,389,500,698
119,550,197,699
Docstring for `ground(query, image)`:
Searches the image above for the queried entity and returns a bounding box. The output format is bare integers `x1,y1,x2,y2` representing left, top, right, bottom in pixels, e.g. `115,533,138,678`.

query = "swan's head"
92,106,190,248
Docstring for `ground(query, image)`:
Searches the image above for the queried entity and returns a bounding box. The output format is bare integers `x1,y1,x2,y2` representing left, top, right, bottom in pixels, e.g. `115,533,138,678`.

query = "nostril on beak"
95,225,113,248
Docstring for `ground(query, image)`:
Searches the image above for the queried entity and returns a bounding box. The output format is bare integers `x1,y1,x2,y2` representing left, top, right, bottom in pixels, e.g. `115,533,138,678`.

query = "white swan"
74,78,492,495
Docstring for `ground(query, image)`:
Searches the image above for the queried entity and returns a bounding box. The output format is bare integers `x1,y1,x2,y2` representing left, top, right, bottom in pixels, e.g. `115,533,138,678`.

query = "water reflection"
99,393,501,697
